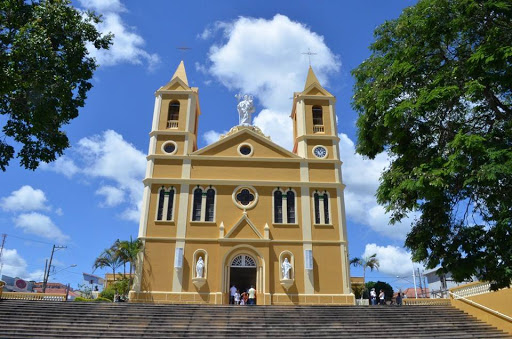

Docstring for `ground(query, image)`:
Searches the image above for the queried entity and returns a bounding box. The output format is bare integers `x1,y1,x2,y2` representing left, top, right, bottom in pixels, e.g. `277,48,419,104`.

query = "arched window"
274,190,283,223
312,105,323,125
205,188,215,222
324,193,330,224
166,189,175,221
167,101,180,128
156,188,165,220
286,190,295,224
313,191,330,224
192,187,202,221
314,193,320,224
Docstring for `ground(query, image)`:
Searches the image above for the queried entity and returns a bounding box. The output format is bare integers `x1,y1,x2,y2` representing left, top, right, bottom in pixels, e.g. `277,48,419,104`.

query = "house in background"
424,268,476,298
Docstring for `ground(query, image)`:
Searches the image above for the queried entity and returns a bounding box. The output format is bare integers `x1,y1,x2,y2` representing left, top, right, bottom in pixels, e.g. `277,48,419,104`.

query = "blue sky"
0,0,426,292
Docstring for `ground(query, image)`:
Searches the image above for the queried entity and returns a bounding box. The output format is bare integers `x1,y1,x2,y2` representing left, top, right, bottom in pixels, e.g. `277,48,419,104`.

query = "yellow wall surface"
141,241,175,292
451,286,512,334
190,160,301,182
309,163,336,182
152,159,183,178
313,244,344,294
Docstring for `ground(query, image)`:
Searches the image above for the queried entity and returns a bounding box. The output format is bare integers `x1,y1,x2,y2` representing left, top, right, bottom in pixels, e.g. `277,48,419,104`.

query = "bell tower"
291,67,339,160
150,60,201,157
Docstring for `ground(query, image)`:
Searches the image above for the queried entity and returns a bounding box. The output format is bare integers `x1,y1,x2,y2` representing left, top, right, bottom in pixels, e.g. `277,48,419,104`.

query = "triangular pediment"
193,126,300,159
224,214,263,240
159,77,191,92
301,82,334,97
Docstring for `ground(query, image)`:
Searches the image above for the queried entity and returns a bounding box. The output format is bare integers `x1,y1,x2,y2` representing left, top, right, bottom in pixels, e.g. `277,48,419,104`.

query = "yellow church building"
129,61,354,305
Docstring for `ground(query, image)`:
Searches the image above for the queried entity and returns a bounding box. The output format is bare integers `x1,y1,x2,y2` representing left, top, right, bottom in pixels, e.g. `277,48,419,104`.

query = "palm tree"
92,248,123,282
350,253,380,301
115,237,143,276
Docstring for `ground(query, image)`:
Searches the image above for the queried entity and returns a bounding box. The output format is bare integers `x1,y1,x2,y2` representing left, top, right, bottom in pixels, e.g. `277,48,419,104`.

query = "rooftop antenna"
302,48,317,66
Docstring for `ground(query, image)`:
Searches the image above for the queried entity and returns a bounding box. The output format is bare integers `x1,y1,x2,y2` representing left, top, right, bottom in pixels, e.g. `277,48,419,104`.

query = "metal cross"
302,48,317,66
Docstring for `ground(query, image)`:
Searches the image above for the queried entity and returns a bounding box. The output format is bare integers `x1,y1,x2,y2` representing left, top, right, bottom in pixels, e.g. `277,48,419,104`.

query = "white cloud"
14,213,70,244
1,248,45,281
1,186,49,212
203,130,227,145
40,156,80,178
55,208,63,216
200,14,340,149
77,130,146,222
80,1,159,70
96,185,125,207
362,243,422,277
79,0,125,12
43,130,145,223
339,133,414,240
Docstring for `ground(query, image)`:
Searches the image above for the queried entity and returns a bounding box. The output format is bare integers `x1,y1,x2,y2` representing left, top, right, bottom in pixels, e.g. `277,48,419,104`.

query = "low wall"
1,292,66,301
403,298,450,306
450,282,512,334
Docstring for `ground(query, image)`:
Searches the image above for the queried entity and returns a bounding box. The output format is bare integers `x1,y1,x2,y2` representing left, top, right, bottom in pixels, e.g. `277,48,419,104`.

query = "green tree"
0,0,112,171
350,253,380,300
115,237,143,277
92,248,122,282
352,0,512,290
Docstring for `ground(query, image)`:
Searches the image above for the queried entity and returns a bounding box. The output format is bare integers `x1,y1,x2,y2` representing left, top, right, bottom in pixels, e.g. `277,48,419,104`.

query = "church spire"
171,60,189,86
304,66,320,90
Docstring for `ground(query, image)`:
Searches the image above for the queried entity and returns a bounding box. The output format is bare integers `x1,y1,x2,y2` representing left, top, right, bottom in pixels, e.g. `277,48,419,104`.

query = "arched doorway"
229,254,257,297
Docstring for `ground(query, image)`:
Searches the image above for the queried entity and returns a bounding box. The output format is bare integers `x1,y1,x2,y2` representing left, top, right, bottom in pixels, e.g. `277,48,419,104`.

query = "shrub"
99,286,115,301
94,297,112,302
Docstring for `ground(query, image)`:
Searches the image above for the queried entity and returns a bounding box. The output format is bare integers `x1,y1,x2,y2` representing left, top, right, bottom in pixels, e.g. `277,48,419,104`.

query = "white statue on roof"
235,93,255,126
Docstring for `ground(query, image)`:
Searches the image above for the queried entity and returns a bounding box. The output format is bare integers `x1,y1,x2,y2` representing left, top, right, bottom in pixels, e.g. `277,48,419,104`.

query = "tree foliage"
352,0,512,289
0,0,112,170
350,253,380,299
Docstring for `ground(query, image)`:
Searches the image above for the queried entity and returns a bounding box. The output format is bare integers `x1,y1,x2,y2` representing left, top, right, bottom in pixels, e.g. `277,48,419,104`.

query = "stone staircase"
0,299,510,338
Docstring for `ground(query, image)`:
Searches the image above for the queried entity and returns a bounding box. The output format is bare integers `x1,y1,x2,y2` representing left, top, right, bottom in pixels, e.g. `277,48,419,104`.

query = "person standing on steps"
370,288,377,305
248,285,256,305
396,292,402,306
379,289,385,305
230,285,237,305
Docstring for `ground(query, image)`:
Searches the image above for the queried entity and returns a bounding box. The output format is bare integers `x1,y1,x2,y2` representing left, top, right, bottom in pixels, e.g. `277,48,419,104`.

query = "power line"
0,233,54,245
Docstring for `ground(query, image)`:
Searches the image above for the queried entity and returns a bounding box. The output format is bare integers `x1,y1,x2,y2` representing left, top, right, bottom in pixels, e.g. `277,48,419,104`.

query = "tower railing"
313,125,324,133
167,120,179,129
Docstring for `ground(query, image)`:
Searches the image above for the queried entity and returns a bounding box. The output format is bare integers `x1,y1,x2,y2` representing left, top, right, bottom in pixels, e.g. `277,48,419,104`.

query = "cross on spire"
302,48,317,66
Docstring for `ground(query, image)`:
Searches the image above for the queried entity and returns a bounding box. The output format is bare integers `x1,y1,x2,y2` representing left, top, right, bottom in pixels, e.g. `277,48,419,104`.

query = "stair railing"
449,290,512,322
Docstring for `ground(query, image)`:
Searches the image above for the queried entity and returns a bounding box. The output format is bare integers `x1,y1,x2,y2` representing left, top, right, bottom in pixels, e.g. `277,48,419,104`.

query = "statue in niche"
281,257,292,279
196,256,205,278
235,93,255,126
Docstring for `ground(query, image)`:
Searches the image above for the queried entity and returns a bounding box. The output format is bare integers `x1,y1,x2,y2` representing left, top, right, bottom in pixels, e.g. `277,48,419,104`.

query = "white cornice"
142,177,346,189
147,154,342,165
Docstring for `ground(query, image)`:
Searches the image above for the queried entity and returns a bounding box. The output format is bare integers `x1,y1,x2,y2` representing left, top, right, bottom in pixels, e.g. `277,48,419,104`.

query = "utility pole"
0,233,6,277
412,263,418,299
417,268,424,298
42,245,67,293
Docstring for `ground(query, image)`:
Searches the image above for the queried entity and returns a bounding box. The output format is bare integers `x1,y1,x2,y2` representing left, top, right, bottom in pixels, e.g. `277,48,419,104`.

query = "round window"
237,143,253,157
240,145,251,155
162,141,177,155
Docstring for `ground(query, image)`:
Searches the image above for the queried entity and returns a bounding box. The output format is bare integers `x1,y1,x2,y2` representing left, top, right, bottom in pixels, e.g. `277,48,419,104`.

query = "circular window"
237,143,253,157
162,141,177,155
232,186,258,209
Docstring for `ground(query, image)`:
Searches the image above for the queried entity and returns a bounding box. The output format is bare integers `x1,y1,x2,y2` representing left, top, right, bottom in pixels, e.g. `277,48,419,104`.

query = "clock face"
313,146,327,158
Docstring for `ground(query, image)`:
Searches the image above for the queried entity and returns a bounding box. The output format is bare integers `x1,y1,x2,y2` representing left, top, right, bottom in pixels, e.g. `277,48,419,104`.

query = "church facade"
130,61,354,305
